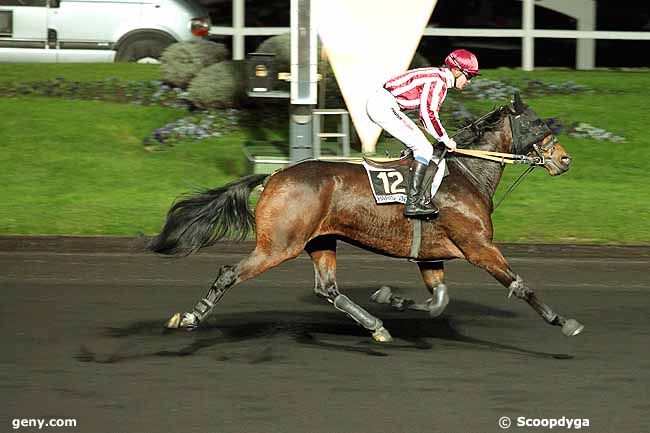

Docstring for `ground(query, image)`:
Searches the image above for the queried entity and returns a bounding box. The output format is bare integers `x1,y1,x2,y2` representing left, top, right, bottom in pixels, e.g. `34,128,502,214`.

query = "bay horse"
149,92,584,343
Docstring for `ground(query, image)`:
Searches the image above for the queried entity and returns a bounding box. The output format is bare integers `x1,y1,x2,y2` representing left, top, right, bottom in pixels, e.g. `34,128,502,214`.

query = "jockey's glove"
441,136,457,152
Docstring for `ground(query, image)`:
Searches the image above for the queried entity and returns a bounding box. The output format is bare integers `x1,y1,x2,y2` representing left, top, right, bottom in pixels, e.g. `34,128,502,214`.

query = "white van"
0,0,211,63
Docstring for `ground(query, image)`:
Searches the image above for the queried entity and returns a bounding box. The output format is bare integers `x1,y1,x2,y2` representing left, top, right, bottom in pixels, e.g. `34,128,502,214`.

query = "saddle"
363,151,413,170
362,149,448,205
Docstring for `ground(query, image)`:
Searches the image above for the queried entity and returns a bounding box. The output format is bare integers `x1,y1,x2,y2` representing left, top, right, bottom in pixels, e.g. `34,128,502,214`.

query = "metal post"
290,105,314,161
535,0,597,70
233,0,245,60
341,112,350,157
576,0,596,70
289,0,317,162
312,111,321,158
522,0,535,71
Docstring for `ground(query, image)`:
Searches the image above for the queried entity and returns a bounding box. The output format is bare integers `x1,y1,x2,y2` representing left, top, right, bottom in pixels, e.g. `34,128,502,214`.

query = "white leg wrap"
192,298,215,321
333,294,383,331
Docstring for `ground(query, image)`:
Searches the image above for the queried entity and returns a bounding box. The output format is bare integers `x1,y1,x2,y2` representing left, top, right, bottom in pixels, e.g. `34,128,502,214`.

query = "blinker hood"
509,92,553,154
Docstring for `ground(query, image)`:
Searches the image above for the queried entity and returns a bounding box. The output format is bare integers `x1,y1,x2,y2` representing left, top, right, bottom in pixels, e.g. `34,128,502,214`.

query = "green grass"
479,69,650,93
1,64,649,243
456,70,650,243
0,63,160,83
0,97,247,235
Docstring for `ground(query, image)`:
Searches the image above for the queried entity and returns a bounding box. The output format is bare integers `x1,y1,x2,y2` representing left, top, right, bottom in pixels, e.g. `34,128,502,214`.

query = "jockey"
366,49,480,219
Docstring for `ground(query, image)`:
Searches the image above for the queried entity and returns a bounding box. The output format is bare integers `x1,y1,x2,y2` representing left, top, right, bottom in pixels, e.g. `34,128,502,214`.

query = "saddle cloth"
362,152,448,205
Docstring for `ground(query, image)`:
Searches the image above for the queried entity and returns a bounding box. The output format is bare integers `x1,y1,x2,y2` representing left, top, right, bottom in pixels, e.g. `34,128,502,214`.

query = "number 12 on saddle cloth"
362,158,449,205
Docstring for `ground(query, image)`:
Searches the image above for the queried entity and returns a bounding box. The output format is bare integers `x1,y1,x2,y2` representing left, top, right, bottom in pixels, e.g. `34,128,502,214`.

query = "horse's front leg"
417,261,450,317
464,243,584,337
370,261,449,317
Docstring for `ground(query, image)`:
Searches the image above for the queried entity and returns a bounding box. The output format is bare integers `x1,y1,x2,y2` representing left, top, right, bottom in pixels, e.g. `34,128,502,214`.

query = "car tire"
115,32,176,63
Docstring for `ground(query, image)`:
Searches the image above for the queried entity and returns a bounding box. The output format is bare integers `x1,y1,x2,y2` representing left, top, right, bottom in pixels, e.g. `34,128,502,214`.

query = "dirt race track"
1,237,649,433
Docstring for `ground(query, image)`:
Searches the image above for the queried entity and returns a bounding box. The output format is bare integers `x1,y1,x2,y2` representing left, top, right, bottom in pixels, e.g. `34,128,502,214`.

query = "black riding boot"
404,160,439,219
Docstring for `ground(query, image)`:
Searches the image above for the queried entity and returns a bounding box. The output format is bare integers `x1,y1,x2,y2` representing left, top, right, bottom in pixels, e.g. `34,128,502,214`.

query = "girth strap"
409,219,422,259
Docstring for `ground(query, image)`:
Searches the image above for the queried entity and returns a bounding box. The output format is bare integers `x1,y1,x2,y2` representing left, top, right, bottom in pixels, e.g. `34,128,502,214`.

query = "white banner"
313,0,438,153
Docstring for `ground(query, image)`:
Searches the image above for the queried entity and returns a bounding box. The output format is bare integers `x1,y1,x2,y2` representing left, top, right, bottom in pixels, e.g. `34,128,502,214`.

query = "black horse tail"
148,174,268,256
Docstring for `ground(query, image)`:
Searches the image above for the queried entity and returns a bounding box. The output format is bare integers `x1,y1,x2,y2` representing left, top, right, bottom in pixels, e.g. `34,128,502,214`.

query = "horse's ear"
513,91,525,114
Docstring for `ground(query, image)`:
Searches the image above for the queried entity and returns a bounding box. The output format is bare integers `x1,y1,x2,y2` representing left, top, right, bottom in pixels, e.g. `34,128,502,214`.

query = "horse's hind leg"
463,242,584,337
167,244,303,330
306,237,393,343
306,236,339,299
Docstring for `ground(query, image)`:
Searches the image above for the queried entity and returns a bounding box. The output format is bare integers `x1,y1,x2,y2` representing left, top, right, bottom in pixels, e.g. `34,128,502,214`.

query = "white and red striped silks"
383,67,454,143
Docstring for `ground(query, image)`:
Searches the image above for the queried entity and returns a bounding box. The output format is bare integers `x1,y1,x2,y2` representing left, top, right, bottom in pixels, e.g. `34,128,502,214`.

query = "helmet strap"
449,54,463,74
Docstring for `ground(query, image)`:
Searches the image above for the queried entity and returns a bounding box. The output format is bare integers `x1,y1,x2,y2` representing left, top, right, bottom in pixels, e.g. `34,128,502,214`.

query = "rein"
453,148,543,166
455,134,557,209
417,116,548,168
493,165,536,210
417,110,557,209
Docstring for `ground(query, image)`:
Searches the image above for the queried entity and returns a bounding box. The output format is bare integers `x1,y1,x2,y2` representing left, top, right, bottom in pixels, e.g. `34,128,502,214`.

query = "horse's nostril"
561,156,572,166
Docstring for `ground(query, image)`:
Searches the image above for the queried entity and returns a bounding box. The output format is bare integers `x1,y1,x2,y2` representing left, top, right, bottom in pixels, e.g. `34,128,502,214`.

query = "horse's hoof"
372,326,393,343
165,312,198,330
166,313,182,329
371,286,393,304
562,319,584,337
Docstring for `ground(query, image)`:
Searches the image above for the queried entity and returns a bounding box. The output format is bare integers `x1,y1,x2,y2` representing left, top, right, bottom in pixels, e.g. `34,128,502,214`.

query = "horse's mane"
447,105,510,202
454,106,508,146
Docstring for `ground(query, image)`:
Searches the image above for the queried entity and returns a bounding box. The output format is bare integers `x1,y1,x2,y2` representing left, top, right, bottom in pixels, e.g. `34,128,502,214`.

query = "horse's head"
508,92,572,176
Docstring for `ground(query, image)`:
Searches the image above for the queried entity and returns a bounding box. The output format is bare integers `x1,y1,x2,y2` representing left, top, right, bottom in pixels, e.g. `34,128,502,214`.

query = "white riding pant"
366,88,446,196
367,88,434,164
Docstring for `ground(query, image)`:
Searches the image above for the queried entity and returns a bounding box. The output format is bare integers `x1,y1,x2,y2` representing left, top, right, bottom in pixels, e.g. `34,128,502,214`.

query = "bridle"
448,109,555,168
532,134,558,165
442,107,559,210
492,115,558,209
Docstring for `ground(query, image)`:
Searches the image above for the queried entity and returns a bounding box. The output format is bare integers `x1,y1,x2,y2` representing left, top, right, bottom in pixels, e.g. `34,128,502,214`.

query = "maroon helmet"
444,49,480,77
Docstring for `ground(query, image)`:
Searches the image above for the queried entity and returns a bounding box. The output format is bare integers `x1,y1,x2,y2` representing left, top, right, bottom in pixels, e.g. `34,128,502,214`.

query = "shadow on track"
77,299,572,363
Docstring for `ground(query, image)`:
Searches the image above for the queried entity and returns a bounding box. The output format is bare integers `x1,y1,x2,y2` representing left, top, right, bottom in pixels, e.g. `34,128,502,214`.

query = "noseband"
532,135,558,162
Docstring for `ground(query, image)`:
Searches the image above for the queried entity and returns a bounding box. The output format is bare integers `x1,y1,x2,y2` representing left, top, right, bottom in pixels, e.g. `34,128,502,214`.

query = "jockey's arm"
419,82,456,152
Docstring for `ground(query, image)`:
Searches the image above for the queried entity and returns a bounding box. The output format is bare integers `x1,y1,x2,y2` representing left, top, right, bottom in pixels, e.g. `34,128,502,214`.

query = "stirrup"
403,205,438,219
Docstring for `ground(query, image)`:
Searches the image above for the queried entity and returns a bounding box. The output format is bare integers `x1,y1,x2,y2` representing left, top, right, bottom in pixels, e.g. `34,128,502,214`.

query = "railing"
212,0,650,71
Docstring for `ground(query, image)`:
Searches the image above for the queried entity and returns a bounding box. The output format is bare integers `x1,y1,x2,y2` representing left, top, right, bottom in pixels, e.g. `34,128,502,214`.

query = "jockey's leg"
463,242,584,337
367,89,437,219
404,159,439,218
426,156,446,204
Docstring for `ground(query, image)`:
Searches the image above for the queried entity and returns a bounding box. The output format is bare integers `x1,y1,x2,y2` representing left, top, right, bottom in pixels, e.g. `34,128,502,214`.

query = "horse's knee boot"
333,294,383,331
191,265,238,323
508,275,558,325
213,265,237,292
508,275,533,300
427,283,450,318
190,298,215,324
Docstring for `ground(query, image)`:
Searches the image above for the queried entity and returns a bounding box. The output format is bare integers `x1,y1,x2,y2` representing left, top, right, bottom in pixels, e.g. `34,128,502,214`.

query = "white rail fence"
211,0,650,71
